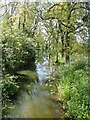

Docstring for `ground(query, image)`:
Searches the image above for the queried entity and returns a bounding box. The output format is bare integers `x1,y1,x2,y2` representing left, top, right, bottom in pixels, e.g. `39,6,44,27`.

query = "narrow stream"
3,57,64,118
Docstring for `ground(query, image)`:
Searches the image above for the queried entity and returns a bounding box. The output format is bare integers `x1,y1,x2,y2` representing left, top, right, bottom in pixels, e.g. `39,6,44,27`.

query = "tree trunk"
23,11,26,31
18,17,21,29
65,3,71,63
58,21,64,58
65,31,70,63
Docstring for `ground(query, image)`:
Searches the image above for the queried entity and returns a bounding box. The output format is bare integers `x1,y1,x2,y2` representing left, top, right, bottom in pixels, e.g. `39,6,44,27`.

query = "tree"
40,2,88,63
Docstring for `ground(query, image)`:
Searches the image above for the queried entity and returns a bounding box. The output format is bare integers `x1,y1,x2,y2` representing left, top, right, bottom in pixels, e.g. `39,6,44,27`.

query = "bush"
2,74,19,99
58,58,89,119
1,74,20,116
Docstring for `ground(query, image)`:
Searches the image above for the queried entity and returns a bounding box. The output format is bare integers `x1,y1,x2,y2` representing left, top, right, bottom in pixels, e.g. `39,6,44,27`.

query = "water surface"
3,57,64,118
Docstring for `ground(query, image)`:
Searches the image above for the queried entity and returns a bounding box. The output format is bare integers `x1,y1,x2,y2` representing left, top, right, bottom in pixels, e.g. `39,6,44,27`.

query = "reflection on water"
3,57,63,118
11,90,59,118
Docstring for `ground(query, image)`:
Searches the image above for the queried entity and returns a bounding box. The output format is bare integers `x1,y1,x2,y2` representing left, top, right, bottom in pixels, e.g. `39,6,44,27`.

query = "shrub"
58,58,89,119
2,74,19,100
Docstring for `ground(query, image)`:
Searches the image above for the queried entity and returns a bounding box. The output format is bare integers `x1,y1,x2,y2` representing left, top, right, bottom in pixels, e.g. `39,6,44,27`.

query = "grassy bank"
58,58,89,119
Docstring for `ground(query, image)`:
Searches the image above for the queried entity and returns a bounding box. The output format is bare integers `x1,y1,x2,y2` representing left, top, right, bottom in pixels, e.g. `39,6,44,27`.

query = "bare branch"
47,3,60,12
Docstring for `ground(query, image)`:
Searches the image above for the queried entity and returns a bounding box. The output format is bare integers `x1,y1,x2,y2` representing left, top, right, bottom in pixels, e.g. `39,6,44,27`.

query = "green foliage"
0,4,37,116
44,2,88,63
0,1,89,118
2,74,19,116
2,74,19,99
58,58,89,119
1,15,35,73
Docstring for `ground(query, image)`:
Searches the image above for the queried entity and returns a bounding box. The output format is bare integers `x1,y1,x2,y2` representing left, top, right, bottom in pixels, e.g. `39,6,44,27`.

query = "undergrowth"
58,58,89,119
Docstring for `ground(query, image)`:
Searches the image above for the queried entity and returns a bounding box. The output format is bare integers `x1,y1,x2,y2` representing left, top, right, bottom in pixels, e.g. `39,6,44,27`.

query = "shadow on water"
2,56,64,119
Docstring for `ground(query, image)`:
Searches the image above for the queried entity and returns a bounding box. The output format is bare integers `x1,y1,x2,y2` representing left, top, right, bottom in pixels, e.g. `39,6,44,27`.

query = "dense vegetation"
58,58,89,119
0,1,89,119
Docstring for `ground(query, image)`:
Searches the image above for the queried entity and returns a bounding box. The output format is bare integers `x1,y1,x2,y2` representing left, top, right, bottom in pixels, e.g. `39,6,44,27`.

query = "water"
3,57,64,118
